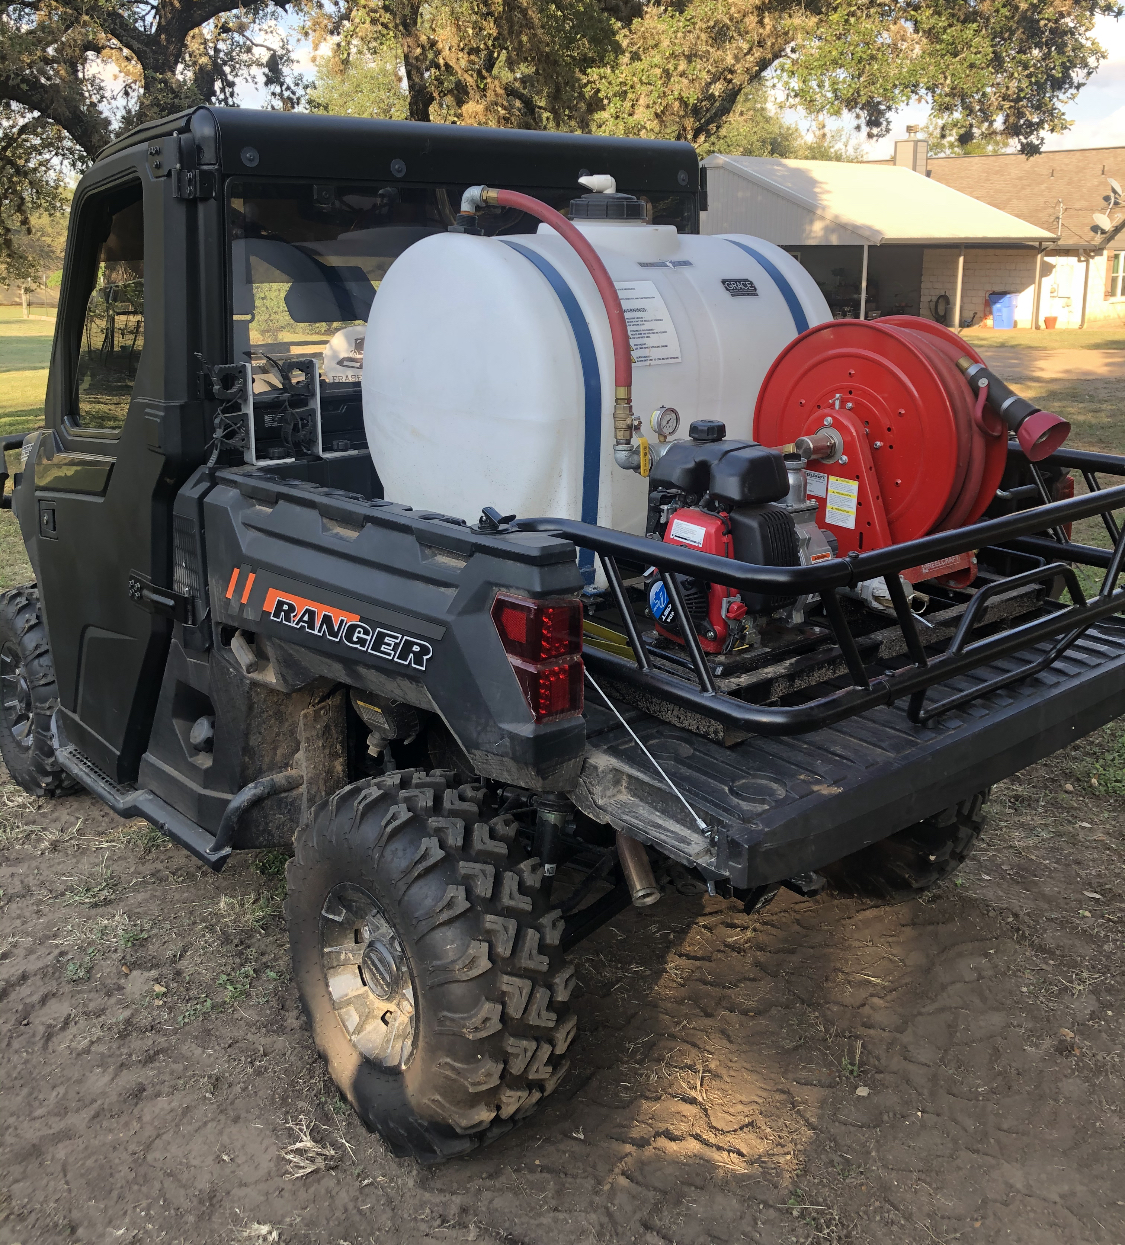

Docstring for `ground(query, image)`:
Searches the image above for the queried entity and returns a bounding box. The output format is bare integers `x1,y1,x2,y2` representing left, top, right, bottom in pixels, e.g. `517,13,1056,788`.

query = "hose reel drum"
753,317,1069,581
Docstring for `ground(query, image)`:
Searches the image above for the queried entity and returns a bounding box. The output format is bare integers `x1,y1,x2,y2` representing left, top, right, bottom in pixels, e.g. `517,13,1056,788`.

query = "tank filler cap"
570,173,647,221
689,419,726,443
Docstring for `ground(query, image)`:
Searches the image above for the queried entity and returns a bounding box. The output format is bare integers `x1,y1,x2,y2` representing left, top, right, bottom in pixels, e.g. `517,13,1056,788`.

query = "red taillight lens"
492,593,584,721
491,594,582,662
510,659,584,720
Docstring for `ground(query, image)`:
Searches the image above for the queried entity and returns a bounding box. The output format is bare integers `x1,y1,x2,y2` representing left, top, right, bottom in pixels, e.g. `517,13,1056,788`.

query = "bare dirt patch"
2,734,1123,1245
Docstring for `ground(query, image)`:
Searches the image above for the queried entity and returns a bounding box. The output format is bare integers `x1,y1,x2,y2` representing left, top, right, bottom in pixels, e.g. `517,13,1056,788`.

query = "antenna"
1093,211,1114,232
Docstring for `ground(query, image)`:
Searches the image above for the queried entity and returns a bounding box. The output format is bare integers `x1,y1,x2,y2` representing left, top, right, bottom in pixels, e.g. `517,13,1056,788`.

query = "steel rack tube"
581,580,1125,737
514,517,853,593
846,483,1125,582
517,485,1125,597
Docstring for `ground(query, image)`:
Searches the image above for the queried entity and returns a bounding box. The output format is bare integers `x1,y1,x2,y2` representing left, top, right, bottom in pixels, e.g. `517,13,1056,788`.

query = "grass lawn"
0,305,54,434
961,324,1125,350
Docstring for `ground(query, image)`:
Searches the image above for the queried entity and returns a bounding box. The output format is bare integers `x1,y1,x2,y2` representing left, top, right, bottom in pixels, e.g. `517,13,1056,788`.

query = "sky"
862,14,1125,156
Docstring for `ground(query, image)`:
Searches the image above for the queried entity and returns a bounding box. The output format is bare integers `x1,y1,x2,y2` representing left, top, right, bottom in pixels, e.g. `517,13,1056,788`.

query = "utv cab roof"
96,106,700,195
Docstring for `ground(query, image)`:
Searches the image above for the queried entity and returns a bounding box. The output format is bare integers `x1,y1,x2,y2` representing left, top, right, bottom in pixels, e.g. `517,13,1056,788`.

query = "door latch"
128,572,193,624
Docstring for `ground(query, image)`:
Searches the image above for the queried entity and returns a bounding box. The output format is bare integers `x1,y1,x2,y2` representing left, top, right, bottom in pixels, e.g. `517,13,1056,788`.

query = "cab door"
33,151,193,782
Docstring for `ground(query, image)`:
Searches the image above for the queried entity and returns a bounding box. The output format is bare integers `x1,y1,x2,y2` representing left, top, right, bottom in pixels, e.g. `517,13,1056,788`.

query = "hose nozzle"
957,356,1070,462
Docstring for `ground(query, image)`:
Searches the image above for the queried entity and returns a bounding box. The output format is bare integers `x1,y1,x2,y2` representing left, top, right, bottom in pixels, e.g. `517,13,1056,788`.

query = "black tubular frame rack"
514,445,1125,736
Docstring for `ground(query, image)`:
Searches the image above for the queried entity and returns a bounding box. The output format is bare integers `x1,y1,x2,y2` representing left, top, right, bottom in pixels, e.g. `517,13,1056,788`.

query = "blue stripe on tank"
502,240,601,583
724,238,810,335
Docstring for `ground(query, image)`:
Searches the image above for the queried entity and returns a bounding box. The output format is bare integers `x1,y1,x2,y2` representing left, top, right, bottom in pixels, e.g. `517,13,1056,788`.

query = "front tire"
286,768,578,1162
826,792,987,899
0,586,74,797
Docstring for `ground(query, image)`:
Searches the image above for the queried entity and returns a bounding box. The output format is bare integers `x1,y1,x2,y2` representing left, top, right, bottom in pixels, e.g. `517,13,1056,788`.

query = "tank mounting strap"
502,240,602,583
724,239,809,334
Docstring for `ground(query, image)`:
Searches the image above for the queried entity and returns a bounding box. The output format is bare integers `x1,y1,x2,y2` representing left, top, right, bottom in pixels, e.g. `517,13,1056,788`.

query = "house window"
1111,252,1123,300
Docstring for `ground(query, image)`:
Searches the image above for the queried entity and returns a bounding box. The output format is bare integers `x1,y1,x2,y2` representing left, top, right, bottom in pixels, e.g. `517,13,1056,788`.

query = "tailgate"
578,618,1125,888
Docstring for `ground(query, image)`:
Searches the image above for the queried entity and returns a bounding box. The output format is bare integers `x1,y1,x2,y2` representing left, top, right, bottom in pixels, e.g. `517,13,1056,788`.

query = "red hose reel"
754,317,1016,582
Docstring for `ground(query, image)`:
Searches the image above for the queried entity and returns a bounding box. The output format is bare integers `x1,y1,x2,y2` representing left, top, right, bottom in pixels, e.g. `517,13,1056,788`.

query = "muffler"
616,831,661,907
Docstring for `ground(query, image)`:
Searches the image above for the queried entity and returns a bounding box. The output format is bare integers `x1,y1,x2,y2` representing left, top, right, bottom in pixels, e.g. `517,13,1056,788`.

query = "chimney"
894,129,929,175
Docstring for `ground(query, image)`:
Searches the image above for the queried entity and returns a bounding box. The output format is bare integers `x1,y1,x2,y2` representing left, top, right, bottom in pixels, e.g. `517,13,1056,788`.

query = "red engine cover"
653,509,739,654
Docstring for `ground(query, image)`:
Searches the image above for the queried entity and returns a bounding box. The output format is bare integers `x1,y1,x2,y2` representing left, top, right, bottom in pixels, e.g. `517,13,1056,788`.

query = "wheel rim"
0,641,34,751
320,883,417,1069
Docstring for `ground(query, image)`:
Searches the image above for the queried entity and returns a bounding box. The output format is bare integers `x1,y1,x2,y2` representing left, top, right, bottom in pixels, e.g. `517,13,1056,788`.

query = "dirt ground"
2,725,1123,1245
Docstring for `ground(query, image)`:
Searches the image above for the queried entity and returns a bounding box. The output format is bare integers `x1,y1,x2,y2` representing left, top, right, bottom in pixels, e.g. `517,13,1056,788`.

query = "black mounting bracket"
128,572,194,624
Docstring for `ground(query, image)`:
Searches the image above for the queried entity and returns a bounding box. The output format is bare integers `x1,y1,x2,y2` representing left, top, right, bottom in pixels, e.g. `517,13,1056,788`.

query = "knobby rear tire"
826,791,987,899
286,767,578,1162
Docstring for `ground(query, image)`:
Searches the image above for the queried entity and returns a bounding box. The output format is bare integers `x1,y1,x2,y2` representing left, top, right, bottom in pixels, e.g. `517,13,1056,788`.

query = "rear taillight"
492,593,583,722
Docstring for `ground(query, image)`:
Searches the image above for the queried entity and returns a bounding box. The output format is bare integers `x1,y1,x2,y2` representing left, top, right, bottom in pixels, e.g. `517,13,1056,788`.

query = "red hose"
491,189,632,394
899,328,984,532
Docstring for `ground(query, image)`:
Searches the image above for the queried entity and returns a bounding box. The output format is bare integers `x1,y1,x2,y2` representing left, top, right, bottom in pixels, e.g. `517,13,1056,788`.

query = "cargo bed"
578,617,1125,888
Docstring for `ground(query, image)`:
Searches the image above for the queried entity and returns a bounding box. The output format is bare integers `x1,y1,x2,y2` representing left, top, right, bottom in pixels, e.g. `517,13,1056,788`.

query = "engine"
644,419,835,654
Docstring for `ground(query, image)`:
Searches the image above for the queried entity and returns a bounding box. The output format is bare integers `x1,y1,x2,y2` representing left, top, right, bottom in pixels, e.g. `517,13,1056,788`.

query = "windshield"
228,180,695,392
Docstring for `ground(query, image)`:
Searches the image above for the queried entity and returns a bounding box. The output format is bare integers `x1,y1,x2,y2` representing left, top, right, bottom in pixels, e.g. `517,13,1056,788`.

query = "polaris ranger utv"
5,106,1125,1163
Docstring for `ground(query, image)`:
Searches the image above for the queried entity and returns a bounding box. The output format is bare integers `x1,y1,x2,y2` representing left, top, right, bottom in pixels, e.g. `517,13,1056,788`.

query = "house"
923,144,1125,328
699,154,1054,329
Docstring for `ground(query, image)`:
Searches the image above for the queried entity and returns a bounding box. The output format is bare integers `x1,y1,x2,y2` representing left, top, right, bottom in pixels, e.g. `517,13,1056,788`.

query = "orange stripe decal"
225,568,240,599
240,571,256,604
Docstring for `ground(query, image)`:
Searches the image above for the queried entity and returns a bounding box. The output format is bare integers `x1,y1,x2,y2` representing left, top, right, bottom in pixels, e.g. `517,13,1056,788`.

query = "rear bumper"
578,618,1125,888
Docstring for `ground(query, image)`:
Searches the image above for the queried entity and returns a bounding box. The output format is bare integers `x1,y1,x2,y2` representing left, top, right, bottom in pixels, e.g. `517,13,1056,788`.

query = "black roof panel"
99,106,699,193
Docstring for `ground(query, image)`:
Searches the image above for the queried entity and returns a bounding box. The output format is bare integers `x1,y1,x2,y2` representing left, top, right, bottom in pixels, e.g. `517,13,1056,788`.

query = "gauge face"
651,405,680,437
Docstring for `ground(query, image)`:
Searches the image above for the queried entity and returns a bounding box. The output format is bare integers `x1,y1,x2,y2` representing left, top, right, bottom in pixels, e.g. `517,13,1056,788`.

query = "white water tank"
362,216,829,536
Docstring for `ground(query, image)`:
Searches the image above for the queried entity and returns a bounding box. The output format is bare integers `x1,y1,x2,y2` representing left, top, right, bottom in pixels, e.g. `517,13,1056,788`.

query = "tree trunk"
402,42,434,121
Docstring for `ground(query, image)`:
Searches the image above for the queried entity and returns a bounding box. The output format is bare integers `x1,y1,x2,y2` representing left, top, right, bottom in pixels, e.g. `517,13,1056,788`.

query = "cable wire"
584,670,709,833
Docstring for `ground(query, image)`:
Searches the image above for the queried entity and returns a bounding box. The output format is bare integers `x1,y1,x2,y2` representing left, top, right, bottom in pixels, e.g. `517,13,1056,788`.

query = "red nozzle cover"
1017,410,1071,462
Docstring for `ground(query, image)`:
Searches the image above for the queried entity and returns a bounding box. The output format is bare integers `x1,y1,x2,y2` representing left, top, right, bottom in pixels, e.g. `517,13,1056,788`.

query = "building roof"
702,154,1056,246
924,146,1125,251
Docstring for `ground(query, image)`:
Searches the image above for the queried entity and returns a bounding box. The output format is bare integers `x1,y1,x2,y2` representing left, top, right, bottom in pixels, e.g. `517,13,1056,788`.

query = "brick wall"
919,248,1125,328
920,248,1041,328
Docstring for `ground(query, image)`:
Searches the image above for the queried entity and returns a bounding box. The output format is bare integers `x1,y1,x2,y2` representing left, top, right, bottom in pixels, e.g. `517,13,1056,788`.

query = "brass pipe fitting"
614,388,635,447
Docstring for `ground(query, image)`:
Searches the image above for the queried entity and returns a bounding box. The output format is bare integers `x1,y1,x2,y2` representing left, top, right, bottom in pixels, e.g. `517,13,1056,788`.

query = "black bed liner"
579,618,1125,888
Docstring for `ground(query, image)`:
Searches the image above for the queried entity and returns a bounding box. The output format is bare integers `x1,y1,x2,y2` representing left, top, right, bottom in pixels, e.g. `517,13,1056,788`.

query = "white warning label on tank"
614,280,682,367
669,517,706,547
824,477,859,530
805,470,828,498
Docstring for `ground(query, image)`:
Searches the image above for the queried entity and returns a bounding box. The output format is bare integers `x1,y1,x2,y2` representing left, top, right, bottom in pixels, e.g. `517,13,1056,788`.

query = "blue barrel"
988,292,1017,330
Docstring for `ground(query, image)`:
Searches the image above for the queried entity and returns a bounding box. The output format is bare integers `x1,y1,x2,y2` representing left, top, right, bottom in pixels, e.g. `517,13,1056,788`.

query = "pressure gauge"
650,406,680,438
